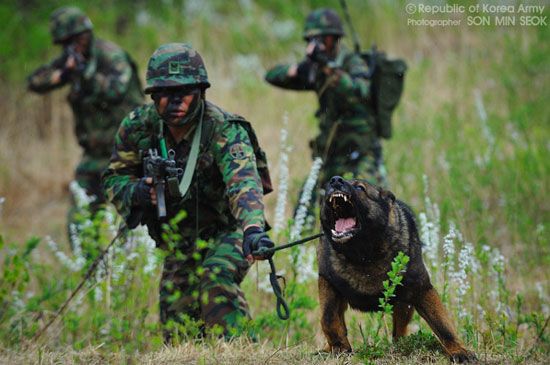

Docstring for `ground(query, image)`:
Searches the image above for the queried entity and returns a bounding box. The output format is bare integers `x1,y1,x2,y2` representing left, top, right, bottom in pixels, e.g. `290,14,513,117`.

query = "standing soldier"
265,8,387,189
27,6,144,243
103,43,274,341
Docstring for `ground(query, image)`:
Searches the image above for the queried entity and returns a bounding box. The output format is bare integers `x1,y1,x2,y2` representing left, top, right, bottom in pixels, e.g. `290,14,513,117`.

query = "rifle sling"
178,100,204,198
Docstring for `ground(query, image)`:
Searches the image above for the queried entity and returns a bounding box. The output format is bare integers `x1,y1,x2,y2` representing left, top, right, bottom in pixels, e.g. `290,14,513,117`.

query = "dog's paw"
450,350,478,363
322,343,352,354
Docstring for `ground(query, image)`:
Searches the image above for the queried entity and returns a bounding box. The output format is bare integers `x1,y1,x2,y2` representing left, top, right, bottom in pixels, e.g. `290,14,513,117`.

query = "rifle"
339,0,361,53
142,148,183,218
307,37,331,84
61,44,87,92
65,44,87,73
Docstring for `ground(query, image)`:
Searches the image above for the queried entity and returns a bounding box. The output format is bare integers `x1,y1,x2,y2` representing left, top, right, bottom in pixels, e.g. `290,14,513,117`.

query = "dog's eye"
354,185,366,192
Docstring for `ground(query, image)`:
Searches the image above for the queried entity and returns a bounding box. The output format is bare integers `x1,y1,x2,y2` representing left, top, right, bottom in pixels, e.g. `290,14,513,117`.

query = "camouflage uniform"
265,8,387,187
103,44,269,340
27,7,143,223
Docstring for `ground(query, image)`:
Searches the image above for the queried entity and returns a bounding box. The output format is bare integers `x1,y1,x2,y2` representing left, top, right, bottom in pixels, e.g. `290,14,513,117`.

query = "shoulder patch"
229,144,247,159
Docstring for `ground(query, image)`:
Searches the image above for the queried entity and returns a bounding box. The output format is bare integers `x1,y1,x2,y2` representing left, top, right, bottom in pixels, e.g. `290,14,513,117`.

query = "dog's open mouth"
327,191,359,244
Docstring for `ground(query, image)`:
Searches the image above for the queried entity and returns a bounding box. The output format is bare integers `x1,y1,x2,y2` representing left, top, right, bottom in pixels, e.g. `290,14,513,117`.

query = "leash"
32,224,127,343
252,232,324,320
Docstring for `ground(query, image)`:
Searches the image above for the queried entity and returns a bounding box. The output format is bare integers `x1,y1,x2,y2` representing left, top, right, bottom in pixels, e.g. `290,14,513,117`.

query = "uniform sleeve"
326,54,371,101
27,56,69,93
88,49,134,103
212,122,265,229
102,115,143,224
265,63,314,91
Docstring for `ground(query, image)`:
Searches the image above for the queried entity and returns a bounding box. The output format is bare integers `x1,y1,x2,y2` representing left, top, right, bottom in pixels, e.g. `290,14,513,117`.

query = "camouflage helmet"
145,43,210,94
50,7,93,44
303,8,345,40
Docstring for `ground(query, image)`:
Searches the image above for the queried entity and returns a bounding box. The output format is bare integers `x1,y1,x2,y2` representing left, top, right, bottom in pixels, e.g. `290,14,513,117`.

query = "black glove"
133,177,153,207
296,59,319,86
243,226,275,259
296,59,313,79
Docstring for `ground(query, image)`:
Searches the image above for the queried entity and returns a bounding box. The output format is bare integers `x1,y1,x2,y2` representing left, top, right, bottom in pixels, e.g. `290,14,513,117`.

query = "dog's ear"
379,189,396,203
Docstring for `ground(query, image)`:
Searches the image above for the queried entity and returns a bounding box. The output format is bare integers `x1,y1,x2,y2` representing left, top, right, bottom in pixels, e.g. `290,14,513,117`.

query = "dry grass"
1,338,536,365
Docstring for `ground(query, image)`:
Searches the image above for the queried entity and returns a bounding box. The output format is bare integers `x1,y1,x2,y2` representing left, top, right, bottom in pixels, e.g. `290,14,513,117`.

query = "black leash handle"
252,232,324,320
268,258,290,320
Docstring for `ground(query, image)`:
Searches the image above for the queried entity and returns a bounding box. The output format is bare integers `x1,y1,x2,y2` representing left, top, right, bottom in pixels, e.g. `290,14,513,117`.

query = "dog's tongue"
335,218,356,232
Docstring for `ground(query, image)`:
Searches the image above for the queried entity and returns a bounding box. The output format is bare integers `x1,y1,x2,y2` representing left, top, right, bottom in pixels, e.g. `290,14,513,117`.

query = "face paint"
152,88,202,127
62,31,92,59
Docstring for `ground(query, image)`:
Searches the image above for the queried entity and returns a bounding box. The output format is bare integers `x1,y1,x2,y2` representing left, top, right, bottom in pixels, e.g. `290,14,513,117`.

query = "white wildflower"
46,235,85,272
465,242,480,274
233,54,265,78
11,291,25,310
453,242,475,319
69,180,95,208
474,89,495,165
290,157,323,241
489,247,506,311
135,9,151,26
238,0,253,10
273,114,292,234
252,263,276,293
419,212,437,267
184,0,216,19
437,153,450,172
0,196,5,216
272,19,296,40
490,248,505,274
132,225,158,274
296,246,317,283
535,282,549,315
104,206,118,237
477,304,486,322
422,175,440,247
68,224,85,264
442,222,457,270
94,258,107,302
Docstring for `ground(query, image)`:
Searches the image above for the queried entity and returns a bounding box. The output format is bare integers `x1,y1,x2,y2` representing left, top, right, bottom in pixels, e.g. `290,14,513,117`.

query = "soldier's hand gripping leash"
142,148,183,218
251,232,324,320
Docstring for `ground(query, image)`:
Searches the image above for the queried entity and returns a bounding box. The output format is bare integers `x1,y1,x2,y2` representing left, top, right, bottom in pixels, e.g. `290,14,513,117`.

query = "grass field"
0,1,548,363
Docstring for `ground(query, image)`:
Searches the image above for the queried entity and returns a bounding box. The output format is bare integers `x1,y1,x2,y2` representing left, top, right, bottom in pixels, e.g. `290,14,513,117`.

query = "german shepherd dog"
317,176,477,363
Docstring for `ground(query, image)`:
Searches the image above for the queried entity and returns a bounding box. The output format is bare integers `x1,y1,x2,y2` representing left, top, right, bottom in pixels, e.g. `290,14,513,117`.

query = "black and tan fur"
317,176,476,363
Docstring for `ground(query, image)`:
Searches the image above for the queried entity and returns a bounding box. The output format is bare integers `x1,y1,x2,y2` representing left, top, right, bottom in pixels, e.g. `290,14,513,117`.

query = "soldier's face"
306,35,336,55
152,88,201,127
61,31,92,57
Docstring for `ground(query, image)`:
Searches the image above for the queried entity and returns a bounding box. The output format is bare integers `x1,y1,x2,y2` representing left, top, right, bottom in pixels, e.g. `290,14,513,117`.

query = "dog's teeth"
344,195,348,202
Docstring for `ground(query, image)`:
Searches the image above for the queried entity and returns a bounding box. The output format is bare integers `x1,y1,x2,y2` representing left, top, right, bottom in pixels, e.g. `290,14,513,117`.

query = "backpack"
361,46,407,139
232,119,273,195
201,115,273,196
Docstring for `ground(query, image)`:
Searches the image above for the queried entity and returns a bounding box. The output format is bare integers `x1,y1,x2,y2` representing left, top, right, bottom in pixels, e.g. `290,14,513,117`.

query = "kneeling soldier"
103,43,274,341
